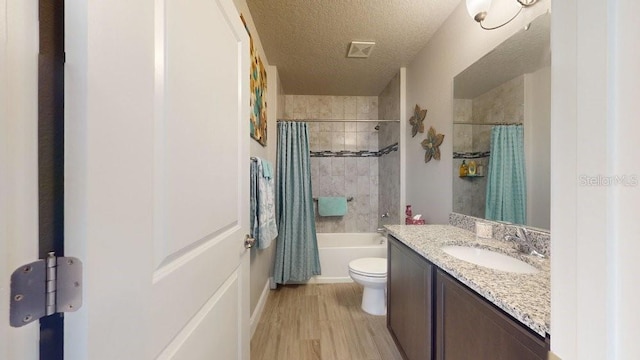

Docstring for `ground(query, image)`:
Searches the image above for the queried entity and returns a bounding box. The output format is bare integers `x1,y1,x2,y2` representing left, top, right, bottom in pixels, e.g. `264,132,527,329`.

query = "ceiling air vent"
347,41,375,58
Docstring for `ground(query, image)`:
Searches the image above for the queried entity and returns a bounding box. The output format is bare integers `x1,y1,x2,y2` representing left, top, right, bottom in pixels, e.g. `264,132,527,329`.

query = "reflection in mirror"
452,13,550,230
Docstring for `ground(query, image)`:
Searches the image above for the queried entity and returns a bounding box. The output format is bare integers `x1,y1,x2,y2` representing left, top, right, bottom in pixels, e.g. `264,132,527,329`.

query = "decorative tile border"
310,142,398,158
449,212,551,257
378,143,398,156
453,151,491,159
310,150,378,157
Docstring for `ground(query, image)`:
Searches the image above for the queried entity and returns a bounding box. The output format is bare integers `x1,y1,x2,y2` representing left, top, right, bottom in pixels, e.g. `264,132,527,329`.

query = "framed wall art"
241,14,268,147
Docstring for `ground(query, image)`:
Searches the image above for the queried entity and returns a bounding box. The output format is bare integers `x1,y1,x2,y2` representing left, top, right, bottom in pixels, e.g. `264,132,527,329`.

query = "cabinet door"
436,270,547,360
388,237,434,360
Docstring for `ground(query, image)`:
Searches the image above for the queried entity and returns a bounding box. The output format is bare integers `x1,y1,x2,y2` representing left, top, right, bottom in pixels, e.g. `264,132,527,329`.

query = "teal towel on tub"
317,197,348,217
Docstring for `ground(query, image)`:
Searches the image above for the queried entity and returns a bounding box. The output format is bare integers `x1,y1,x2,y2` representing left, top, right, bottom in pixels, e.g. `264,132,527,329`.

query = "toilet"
348,257,387,316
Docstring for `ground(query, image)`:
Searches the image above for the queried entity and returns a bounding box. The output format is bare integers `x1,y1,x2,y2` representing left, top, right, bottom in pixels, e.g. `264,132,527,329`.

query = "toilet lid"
349,258,387,277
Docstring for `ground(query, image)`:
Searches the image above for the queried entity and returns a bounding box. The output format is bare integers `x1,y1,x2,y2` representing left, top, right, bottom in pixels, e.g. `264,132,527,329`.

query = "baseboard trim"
305,276,354,284
284,277,355,285
250,279,271,339
548,351,562,360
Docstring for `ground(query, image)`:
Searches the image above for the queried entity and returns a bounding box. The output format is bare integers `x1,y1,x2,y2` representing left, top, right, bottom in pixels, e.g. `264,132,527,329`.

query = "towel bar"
313,196,353,202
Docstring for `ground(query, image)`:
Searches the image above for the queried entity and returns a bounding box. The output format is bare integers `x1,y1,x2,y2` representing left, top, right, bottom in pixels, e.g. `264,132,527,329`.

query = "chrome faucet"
376,227,387,244
505,226,545,258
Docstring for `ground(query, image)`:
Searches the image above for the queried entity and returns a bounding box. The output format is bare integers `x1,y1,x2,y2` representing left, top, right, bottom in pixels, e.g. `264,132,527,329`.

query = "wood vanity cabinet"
435,270,548,360
387,235,548,360
387,236,435,360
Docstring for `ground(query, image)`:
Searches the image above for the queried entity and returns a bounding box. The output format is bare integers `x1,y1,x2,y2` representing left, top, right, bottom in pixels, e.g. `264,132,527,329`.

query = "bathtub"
307,232,387,284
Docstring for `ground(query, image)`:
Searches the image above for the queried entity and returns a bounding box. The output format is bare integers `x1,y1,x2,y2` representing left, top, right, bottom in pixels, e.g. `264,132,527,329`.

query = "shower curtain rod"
277,119,399,123
453,122,523,125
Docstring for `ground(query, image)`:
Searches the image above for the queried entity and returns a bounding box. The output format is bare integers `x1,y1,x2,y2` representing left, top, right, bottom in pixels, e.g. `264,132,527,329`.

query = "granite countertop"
385,224,550,337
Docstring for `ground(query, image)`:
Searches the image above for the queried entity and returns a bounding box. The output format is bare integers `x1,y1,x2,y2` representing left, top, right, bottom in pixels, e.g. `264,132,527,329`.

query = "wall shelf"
459,174,484,178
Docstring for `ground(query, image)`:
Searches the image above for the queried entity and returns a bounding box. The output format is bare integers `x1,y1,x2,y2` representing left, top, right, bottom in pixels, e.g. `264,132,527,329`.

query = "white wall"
0,0,40,358
232,0,280,318
524,66,551,230
551,0,640,358
405,0,550,224
611,2,640,358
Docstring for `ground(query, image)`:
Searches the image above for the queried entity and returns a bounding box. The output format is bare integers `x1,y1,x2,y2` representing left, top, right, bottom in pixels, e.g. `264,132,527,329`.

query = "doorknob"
244,234,256,249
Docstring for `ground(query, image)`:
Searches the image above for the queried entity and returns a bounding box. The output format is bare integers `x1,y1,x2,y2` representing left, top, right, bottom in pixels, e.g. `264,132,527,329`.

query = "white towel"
255,159,278,249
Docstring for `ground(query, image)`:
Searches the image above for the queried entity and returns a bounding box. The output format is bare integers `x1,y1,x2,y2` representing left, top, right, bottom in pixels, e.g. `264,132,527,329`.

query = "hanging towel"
250,158,278,249
262,161,273,179
317,197,348,217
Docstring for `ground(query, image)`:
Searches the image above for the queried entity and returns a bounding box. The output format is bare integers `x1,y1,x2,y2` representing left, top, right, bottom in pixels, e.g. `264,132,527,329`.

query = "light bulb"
466,0,492,22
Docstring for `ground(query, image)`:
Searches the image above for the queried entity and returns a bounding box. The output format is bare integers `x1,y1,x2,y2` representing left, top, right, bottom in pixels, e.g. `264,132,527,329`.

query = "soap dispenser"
459,160,468,177
468,160,477,176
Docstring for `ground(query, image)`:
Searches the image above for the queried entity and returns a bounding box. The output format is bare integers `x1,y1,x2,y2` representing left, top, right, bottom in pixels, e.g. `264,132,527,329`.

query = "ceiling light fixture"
466,0,538,30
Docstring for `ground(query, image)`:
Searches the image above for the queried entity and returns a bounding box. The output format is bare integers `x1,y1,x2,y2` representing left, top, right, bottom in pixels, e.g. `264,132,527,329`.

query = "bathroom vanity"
385,225,550,360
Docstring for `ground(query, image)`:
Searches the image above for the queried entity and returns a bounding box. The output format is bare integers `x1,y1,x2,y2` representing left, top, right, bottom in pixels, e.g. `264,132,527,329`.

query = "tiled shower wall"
282,95,381,233
307,116,380,233
377,72,401,227
310,153,379,233
453,98,487,219
378,128,400,226
282,95,379,121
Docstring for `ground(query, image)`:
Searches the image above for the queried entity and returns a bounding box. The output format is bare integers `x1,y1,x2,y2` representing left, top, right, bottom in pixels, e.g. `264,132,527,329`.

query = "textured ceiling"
246,0,460,96
454,13,551,99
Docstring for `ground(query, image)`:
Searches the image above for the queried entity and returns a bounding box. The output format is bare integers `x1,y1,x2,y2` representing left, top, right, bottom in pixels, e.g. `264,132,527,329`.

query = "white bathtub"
307,233,387,284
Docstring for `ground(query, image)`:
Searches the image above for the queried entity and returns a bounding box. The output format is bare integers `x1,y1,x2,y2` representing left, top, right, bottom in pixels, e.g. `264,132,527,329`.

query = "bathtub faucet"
376,228,387,244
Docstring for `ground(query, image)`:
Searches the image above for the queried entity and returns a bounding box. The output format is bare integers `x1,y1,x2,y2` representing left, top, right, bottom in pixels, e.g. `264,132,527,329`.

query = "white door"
64,0,250,359
0,0,40,358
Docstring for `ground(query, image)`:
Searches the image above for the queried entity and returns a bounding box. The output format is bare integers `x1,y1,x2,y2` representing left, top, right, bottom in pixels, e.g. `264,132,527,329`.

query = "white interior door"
64,0,250,359
0,0,40,359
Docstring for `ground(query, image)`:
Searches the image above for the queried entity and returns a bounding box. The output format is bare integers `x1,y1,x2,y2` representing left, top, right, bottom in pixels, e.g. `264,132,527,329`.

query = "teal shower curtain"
485,125,526,224
273,121,321,284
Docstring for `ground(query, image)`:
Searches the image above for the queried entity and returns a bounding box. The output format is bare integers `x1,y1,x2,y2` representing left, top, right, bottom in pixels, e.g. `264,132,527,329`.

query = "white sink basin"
441,246,539,274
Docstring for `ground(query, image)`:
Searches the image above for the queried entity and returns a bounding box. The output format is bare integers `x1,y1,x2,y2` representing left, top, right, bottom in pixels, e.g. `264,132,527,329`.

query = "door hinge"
9,252,82,327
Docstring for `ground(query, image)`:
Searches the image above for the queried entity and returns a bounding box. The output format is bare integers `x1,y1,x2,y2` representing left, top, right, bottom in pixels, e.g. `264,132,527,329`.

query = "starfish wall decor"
409,104,427,138
421,126,445,163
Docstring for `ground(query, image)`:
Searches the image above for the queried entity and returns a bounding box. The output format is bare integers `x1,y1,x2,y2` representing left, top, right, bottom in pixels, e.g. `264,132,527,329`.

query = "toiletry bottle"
459,160,468,177
468,160,477,176
477,163,484,176
405,205,412,217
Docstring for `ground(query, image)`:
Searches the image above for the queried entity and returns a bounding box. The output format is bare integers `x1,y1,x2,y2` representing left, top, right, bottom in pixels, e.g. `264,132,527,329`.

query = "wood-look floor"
251,283,404,360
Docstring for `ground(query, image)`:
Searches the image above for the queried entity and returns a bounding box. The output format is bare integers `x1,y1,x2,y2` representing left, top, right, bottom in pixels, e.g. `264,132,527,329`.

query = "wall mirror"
452,13,550,230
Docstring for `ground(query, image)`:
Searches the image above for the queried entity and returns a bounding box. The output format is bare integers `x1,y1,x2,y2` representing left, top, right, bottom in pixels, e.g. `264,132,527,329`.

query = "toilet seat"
349,258,387,278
